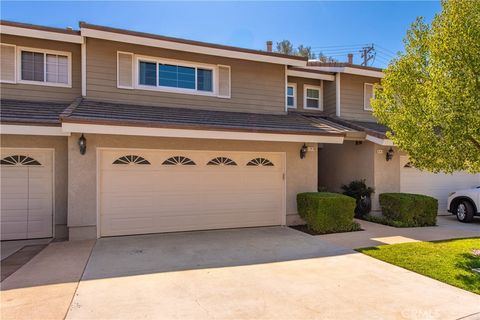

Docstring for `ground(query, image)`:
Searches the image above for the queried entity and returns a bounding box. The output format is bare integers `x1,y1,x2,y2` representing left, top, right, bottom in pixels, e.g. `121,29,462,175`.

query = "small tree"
275,40,296,55
297,45,316,59
371,0,480,173
318,51,337,63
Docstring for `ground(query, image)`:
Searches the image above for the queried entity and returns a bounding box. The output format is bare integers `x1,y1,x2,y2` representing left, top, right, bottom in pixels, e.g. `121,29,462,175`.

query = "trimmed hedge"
297,192,358,234
379,193,438,227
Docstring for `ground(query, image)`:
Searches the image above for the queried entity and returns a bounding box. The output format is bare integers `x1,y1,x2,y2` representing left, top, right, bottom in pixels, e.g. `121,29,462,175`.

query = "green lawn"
356,238,480,294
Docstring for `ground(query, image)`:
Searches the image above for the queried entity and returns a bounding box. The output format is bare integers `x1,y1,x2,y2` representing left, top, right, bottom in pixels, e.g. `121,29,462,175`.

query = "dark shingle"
1,99,71,126
62,100,351,136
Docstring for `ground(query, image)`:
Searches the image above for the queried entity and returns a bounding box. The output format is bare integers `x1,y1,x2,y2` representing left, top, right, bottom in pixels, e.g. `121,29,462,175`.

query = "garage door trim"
1,147,55,239
95,147,287,238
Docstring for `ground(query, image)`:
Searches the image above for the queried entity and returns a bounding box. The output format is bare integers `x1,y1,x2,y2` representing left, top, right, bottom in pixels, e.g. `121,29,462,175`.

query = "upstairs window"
19,48,70,86
137,58,214,93
364,83,375,111
286,83,296,108
304,85,322,110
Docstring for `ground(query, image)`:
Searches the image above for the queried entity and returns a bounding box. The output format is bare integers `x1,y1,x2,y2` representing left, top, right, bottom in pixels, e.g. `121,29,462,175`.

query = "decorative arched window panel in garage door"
207,157,237,166
162,156,196,165
1,155,41,166
112,155,151,165
246,158,274,166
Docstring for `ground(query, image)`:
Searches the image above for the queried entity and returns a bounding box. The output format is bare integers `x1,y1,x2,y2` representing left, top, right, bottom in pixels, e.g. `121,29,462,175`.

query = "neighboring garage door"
400,156,480,213
1,149,54,240
99,149,285,237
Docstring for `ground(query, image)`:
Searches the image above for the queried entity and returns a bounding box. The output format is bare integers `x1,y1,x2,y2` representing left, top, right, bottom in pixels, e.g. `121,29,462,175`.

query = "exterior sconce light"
78,134,87,155
300,143,308,159
386,148,394,161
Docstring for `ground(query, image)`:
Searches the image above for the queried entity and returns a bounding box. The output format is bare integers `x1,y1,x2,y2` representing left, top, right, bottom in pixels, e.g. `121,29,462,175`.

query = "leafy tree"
297,45,316,59
318,51,337,63
371,0,480,173
275,40,296,55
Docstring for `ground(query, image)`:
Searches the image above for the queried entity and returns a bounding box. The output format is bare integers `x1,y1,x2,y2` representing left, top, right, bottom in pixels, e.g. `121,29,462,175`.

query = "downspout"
335,72,341,117
81,36,86,97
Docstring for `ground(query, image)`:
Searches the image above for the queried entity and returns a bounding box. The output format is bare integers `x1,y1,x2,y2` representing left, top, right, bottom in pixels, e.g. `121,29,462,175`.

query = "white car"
447,186,480,222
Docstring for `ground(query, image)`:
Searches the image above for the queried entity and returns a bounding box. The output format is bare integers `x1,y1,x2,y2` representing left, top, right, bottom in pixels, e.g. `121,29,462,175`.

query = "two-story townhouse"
0,21,83,240
1,21,358,241
2,21,477,242
302,62,480,212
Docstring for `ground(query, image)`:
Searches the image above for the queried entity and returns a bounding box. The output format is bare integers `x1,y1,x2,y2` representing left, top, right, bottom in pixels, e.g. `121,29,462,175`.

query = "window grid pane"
21,51,45,82
139,61,157,86
159,64,196,89
46,54,58,83
197,68,212,92
287,86,294,96
307,88,319,99
287,97,294,106
306,98,319,108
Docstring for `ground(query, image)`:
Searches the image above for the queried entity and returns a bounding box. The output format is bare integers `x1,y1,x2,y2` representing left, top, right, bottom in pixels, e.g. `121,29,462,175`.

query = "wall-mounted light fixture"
78,134,87,155
386,148,394,161
300,143,308,159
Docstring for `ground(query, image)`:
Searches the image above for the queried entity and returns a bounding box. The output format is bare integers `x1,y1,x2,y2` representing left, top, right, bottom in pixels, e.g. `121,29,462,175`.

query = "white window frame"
303,83,323,110
16,46,72,88
134,55,217,97
286,83,296,109
0,43,17,84
364,83,375,111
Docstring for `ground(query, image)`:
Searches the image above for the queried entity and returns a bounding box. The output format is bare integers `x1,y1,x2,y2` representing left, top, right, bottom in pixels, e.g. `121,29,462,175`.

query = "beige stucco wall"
0,35,82,102
373,144,401,209
0,134,69,238
340,74,380,122
318,140,375,193
86,38,286,114
318,141,401,210
67,133,318,240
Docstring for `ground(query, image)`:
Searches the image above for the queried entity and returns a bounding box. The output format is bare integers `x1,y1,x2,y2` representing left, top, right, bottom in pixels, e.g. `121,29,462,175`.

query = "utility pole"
360,44,376,66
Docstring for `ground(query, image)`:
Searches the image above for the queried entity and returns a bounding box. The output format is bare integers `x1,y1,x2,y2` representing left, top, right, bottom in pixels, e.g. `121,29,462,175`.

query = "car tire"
455,200,475,223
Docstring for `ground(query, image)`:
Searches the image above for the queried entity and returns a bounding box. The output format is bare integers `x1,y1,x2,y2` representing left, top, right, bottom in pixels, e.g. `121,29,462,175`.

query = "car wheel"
455,201,474,223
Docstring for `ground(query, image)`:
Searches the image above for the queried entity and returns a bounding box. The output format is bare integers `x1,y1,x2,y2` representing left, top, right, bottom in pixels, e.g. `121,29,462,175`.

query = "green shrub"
297,192,357,234
379,193,438,227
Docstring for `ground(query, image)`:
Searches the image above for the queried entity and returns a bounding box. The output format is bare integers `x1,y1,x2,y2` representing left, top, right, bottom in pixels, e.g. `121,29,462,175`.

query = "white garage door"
400,156,480,213
1,149,54,240
99,149,285,237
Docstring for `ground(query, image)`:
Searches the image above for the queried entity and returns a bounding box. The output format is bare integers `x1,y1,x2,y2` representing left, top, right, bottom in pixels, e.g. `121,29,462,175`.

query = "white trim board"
0,25,83,44
287,69,334,81
1,124,71,136
62,122,344,144
335,73,341,117
81,27,306,67
308,66,384,78
366,134,394,146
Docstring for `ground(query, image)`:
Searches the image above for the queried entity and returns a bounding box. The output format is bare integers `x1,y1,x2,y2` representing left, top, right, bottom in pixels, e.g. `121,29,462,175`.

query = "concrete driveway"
2,221,480,320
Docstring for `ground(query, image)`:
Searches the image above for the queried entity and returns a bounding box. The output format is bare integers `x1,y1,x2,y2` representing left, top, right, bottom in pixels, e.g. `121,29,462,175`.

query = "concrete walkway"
1,240,95,320
1,217,479,320
1,238,51,261
321,215,480,249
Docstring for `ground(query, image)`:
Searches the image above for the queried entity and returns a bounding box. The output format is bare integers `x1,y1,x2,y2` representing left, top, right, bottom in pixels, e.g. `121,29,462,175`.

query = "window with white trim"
304,85,322,109
18,48,70,86
286,83,296,108
137,59,214,93
364,83,375,111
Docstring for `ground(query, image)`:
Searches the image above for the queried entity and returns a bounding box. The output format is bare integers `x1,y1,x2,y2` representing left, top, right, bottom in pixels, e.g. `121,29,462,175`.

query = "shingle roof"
312,116,390,139
0,99,71,126
61,99,351,136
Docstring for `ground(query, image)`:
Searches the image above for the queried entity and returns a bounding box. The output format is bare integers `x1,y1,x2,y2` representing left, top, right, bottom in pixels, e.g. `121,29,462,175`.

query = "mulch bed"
290,224,363,236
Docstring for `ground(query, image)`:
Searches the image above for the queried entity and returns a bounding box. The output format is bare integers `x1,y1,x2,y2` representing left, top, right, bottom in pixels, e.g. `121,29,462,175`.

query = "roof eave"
0,20,83,44
79,23,307,66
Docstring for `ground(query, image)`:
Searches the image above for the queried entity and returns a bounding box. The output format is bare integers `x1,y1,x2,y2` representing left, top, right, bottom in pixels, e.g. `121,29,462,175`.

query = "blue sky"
1,1,441,67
